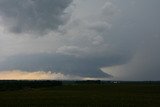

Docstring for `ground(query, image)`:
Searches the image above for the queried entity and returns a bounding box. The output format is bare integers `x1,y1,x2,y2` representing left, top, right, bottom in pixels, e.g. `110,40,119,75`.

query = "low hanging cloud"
0,53,114,78
0,70,108,80
0,0,72,34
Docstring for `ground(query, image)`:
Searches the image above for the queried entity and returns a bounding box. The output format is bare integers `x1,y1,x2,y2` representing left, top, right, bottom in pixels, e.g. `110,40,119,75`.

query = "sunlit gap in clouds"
0,70,66,80
0,70,109,80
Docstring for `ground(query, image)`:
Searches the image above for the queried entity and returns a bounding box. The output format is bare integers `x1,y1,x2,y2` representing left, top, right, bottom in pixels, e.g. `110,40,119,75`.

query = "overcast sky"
0,0,160,80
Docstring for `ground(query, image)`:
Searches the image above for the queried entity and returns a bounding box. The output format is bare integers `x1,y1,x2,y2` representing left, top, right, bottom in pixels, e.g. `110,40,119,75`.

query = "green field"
0,83,160,107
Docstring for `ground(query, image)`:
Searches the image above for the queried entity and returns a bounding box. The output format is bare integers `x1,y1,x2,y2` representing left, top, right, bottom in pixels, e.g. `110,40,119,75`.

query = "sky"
0,0,160,80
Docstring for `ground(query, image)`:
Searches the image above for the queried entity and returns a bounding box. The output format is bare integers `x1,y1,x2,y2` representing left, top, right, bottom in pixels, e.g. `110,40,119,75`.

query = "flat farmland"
0,82,160,107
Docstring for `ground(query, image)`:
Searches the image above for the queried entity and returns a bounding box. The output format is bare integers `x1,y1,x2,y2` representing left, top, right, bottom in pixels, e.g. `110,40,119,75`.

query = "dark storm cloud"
0,0,136,78
1,0,160,80
0,0,72,34
0,52,132,78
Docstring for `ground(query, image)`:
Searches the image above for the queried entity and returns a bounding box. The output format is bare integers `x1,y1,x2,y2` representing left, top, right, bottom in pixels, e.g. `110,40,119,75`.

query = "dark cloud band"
0,0,72,34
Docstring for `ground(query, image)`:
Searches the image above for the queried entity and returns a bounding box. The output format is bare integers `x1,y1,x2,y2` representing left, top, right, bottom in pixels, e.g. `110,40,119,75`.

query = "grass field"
0,82,160,107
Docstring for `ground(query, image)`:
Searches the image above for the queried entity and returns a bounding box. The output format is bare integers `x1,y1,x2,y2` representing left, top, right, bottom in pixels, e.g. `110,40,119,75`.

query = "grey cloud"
103,0,160,80
0,0,132,78
56,0,119,57
0,52,131,78
1,0,160,80
0,0,72,34
119,35,160,80
110,35,160,80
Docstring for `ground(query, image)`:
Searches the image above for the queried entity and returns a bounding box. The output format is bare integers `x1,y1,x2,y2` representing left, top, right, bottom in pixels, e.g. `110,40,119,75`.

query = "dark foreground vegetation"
0,80,160,107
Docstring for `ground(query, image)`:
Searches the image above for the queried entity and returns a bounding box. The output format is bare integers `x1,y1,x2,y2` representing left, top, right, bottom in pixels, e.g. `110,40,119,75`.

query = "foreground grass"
0,84,160,107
